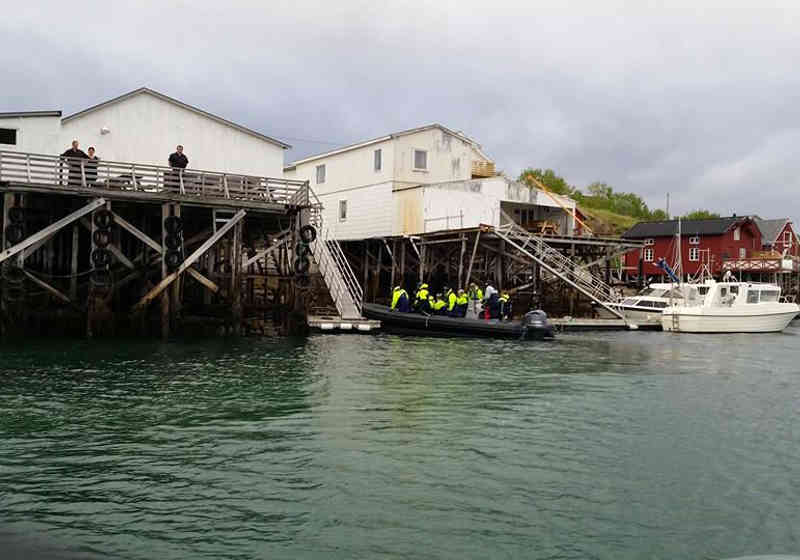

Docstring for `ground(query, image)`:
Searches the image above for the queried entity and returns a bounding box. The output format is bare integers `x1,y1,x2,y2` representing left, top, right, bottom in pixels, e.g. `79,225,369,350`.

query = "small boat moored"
362,303,555,339
661,281,800,333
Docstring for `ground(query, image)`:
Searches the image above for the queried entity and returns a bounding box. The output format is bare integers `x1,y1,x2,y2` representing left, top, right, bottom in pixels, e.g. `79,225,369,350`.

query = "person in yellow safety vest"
431,293,448,315
468,282,483,301
498,292,512,321
444,287,457,316
414,283,430,313
454,289,468,317
390,286,410,312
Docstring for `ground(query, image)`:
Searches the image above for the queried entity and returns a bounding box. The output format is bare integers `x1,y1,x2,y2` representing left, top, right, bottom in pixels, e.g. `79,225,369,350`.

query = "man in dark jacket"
60,140,88,186
167,145,188,191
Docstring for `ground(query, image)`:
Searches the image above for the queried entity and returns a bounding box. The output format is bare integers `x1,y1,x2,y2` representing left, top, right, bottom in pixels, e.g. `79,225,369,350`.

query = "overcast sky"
3,1,799,221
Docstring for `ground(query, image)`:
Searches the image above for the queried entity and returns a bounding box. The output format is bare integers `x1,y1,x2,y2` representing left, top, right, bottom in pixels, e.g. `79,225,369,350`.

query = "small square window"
338,200,347,221
689,236,700,245
316,164,326,184
374,149,382,172
644,238,654,246
733,227,741,241
0,128,17,145
413,149,427,170
644,248,653,262
739,247,746,258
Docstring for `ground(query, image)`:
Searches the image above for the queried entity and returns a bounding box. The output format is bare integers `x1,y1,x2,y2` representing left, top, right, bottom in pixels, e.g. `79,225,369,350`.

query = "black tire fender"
295,243,311,257
93,209,114,230
165,250,182,270
294,256,310,275
164,234,182,250
91,248,112,267
8,207,25,224
5,224,24,244
164,216,183,235
299,225,317,244
92,229,111,248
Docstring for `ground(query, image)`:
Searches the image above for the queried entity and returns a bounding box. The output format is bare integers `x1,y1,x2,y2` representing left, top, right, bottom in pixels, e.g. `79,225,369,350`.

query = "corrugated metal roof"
622,217,745,238
62,88,290,149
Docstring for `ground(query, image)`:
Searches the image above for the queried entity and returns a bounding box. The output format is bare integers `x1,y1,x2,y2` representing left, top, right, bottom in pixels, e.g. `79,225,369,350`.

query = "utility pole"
666,193,670,219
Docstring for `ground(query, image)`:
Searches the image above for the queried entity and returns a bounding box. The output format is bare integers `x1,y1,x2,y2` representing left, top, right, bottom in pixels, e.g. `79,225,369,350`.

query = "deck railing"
0,150,309,206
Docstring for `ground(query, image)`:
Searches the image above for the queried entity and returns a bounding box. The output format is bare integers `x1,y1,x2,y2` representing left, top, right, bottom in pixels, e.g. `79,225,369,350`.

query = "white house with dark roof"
0,88,290,178
284,124,577,240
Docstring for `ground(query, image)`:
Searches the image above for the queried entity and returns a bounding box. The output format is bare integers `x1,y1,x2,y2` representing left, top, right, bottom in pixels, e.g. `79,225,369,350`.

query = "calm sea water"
1,328,800,559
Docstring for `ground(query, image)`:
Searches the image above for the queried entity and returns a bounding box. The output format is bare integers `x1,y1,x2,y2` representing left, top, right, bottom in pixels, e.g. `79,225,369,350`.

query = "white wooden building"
284,124,577,240
0,88,289,177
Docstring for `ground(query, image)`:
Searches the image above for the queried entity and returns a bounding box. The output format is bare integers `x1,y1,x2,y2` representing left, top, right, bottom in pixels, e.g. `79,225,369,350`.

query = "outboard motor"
523,310,555,339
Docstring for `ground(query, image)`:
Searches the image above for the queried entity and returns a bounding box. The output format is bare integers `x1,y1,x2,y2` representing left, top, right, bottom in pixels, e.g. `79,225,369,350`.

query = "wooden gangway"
0,150,310,212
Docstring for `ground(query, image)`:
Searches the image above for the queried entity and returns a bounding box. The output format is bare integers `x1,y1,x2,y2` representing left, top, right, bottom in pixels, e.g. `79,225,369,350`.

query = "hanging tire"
296,274,311,287
164,216,183,235
165,250,182,270
294,256,310,275
90,269,111,287
92,229,111,248
299,225,317,244
93,209,114,230
3,265,25,284
164,234,182,250
5,224,24,244
295,242,310,257
91,248,112,267
8,207,25,224
4,285,25,302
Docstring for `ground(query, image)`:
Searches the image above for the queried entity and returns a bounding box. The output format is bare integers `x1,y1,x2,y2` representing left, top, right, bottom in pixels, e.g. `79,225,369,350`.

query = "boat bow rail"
0,150,309,208
494,210,625,320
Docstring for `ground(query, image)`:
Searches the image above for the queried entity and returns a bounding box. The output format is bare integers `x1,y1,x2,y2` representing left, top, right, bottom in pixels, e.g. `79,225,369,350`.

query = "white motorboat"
661,281,799,333
595,283,711,326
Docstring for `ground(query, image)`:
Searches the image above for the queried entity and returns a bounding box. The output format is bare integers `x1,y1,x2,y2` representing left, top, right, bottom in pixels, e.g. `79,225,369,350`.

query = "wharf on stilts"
0,150,371,338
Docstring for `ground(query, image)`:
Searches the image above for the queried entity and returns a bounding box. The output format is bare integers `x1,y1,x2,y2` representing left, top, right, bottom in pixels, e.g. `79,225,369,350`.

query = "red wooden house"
621,216,762,279
754,218,799,257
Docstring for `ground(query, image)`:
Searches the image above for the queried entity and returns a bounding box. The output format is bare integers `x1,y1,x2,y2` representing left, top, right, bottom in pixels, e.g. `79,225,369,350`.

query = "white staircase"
305,191,364,320
494,212,624,320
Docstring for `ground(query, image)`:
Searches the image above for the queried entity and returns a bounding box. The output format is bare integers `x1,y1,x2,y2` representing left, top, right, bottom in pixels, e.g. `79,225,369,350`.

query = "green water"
1,329,800,559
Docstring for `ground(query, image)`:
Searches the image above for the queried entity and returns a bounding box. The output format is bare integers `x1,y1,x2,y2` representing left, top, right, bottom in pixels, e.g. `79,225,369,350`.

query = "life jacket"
391,288,408,310
432,298,447,312
415,284,429,303
446,289,457,311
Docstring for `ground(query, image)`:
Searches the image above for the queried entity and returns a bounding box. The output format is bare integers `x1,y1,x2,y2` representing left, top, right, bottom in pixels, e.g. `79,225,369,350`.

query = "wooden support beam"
0,198,106,264
458,235,466,289
69,224,79,300
464,230,481,288
113,211,163,254
22,269,71,303
133,209,246,311
186,266,219,293
107,244,135,269
231,219,242,334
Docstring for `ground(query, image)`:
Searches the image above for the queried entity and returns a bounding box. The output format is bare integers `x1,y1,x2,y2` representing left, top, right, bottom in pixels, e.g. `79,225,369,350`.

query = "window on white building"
374,149,382,172
689,236,700,245
338,200,347,221
316,164,326,184
644,248,653,262
413,149,428,170
733,227,741,241
0,128,17,145
689,247,699,261
739,247,747,258
644,238,654,246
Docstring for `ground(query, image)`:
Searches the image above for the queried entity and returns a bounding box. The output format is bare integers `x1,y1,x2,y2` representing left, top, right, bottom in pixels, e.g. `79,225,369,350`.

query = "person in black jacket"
167,145,188,190
60,140,88,186
85,146,99,186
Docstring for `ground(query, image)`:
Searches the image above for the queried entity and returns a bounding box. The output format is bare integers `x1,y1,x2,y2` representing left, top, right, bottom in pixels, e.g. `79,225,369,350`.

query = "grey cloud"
2,1,799,223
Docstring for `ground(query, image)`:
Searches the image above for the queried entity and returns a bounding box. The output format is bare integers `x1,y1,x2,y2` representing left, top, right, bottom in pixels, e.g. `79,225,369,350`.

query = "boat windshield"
638,288,666,297
760,290,780,303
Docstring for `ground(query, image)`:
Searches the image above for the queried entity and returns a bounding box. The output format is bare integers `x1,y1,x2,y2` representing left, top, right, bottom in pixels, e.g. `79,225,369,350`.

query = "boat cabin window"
720,287,727,297
697,286,710,295
729,286,739,295
746,290,759,304
760,290,780,303
651,301,668,309
664,289,685,298
622,298,638,306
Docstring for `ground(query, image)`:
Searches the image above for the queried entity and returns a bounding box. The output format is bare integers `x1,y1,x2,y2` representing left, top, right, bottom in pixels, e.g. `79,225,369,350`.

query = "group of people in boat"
390,281,512,320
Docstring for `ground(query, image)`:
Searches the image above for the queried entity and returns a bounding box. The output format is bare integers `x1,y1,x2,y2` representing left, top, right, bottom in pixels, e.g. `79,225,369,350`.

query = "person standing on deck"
167,145,189,190
85,147,99,186
60,140,88,187
498,292,512,321
390,286,410,312
484,283,499,319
